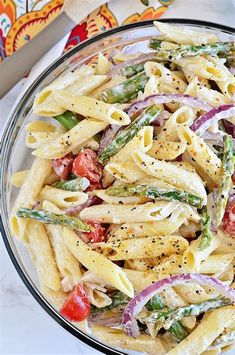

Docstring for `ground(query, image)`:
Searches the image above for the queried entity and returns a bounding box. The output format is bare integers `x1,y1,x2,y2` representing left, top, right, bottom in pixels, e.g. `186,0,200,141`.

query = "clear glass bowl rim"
0,19,235,355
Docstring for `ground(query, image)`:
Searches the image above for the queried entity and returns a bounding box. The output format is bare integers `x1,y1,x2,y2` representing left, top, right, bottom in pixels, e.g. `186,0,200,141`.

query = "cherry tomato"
84,221,106,243
87,181,102,192
60,284,90,322
223,202,235,235
52,153,74,180
72,149,102,184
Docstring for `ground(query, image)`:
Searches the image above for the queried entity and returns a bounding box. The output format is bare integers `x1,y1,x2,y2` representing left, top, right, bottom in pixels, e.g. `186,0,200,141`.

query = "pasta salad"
11,22,235,354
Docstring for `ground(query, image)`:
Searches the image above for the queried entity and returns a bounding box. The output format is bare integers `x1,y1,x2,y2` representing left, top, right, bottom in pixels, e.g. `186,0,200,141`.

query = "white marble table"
0,1,234,354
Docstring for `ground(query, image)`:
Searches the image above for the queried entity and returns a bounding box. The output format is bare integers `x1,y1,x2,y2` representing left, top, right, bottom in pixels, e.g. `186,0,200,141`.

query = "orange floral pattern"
0,0,176,62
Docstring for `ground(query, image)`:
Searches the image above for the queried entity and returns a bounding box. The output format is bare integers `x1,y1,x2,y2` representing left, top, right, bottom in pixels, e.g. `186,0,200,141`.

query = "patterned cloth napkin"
0,0,176,62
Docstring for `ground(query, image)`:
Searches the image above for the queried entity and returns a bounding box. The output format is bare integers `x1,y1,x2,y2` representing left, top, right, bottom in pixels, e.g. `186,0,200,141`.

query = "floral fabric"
0,0,175,62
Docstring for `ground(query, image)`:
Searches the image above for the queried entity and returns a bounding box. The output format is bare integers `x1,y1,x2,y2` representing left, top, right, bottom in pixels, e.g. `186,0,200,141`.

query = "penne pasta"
40,185,88,208
147,140,186,160
11,158,52,242
80,201,189,224
33,118,107,159
63,228,134,298
53,91,130,126
94,235,189,260
132,150,207,203
177,125,221,185
26,220,61,291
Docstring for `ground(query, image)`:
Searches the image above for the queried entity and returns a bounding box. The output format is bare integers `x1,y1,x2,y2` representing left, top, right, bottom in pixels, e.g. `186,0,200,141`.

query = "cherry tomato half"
72,149,102,184
84,221,106,243
223,202,235,235
60,284,90,322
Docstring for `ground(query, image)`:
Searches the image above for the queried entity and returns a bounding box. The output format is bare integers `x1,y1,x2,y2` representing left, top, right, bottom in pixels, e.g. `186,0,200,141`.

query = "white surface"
0,1,234,354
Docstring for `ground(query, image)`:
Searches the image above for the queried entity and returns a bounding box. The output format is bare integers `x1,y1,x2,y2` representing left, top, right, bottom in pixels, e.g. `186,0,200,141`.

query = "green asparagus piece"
106,183,203,208
99,104,161,165
216,134,234,227
168,322,189,343
198,207,213,250
145,295,188,342
120,62,145,78
16,207,92,232
140,297,231,331
101,71,149,103
146,295,164,311
150,39,235,61
53,177,90,191
54,111,80,130
91,291,129,314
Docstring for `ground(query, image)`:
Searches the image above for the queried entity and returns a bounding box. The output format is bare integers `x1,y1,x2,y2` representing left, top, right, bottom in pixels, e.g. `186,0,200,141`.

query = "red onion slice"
223,119,235,138
190,104,235,136
98,125,120,155
122,273,235,338
125,94,211,117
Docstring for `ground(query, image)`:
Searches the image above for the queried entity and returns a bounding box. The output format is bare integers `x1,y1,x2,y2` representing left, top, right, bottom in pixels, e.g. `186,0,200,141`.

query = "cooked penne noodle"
43,201,82,292
40,283,68,310
167,307,235,355
63,228,134,298
157,106,195,141
132,150,207,203
80,201,188,224
105,161,148,183
92,326,167,355
154,21,219,45
11,158,52,242
147,140,186,160
93,189,148,205
26,220,61,291
94,235,189,260
183,236,218,272
145,62,187,101
40,186,88,208
33,118,107,159
11,170,29,188
96,52,111,75
108,217,188,241
176,56,226,82
109,126,153,164
177,125,221,185
53,91,130,126
33,65,107,116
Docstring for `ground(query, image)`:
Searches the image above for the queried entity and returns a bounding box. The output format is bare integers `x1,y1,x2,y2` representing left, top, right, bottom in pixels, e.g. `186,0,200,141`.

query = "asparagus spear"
91,291,129,314
120,63,145,78
145,295,188,342
54,111,80,130
216,134,234,227
140,297,231,331
106,183,203,208
101,71,149,103
146,295,164,311
198,207,213,250
53,177,90,192
99,104,161,164
16,207,92,232
150,39,235,61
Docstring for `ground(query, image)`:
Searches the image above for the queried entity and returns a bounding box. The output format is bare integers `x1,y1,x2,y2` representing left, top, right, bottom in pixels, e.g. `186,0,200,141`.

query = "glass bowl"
1,19,235,355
